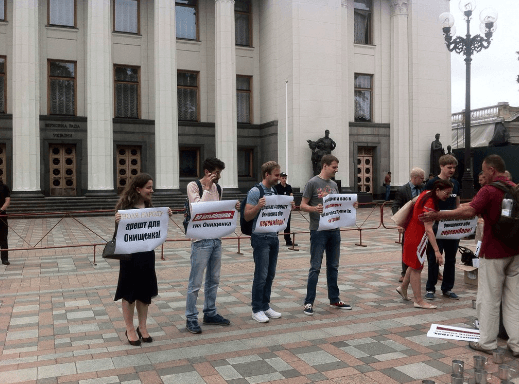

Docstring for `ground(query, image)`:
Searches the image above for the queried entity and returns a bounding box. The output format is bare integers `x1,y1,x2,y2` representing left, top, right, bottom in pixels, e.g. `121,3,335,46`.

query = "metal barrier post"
288,233,299,251
93,244,97,266
161,244,165,260
355,228,367,247
236,236,243,255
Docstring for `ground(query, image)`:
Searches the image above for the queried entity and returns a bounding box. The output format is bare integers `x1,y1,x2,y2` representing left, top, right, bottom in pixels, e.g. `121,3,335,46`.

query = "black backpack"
240,183,275,235
490,181,519,249
183,180,222,233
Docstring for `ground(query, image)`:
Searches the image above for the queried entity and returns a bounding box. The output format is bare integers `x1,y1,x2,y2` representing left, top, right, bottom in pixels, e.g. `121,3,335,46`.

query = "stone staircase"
8,191,301,218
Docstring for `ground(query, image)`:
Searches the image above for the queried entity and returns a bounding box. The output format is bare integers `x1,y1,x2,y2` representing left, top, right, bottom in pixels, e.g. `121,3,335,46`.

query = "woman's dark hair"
116,173,153,210
417,179,453,211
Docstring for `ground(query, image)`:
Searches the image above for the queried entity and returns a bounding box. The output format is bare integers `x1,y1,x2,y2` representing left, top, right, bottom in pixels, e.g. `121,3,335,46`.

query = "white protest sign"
436,216,478,239
254,195,293,234
115,207,169,254
317,194,357,231
417,233,428,265
186,200,238,240
427,324,480,342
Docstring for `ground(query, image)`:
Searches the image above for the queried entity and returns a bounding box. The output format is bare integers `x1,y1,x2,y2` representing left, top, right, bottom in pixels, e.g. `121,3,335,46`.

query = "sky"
449,0,519,113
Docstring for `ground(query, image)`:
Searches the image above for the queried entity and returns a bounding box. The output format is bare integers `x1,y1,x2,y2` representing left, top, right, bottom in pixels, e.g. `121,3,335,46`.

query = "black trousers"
0,215,8,261
283,214,292,243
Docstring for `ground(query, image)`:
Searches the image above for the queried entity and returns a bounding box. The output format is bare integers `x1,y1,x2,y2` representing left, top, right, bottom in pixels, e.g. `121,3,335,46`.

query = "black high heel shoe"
136,327,153,343
125,330,141,346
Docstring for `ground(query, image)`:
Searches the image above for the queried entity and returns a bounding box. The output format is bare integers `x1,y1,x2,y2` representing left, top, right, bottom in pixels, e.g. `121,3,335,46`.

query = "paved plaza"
0,207,517,384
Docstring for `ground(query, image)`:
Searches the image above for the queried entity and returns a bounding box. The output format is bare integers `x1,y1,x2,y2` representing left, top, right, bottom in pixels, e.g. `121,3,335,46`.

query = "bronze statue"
430,133,445,176
307,130,337,175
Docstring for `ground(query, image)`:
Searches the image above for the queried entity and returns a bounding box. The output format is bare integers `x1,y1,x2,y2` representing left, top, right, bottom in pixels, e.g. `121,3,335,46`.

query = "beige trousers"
476,255,519,351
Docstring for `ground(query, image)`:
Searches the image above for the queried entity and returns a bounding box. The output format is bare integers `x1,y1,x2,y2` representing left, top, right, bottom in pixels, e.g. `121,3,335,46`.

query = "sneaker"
442,291,459,300
186,319,202,334
251,311,269,323
468,341,494,355
330,301,352,310
264,308,281,319
424,291,435,300
303,303,314,316
203,314,230,326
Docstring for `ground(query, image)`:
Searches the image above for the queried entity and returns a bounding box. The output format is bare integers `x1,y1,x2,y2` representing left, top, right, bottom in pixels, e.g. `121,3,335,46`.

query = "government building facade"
0,0,451,197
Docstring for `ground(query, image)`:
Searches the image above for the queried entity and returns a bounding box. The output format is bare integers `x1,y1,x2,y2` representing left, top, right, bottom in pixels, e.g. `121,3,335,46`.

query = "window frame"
235,0,252,47
175,0,199,41
177,70,200,122
0,56,6,114
354,73,373,123
236,75,252,124
113,64,141,119
0,0,6,22
47,0,77,28
238,147,254,178
179,146,200,178
47,59,77,116
113,0,140,35
354,0,372,45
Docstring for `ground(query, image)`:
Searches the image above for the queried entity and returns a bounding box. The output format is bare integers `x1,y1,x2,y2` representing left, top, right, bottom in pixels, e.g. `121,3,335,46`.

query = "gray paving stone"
215,365,243,380
394,362,445,380
245,371,285,384
162,370,205,384
232,360,277,377
305,372,328,381
38,363,77,379
296,350,339,366
112,354,152,369
0,367,38,383
76,358,115,373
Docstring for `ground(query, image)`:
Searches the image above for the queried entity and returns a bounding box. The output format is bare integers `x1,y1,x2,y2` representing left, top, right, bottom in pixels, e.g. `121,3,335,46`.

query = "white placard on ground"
427,324,480,341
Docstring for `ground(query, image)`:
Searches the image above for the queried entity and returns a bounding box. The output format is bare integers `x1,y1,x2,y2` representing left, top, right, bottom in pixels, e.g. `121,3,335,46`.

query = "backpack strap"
215,183,222,200
490,181,512,194
195,180,203,198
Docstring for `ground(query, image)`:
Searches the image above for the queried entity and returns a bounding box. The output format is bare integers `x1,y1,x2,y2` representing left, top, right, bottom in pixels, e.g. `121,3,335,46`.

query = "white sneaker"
264,308,281,319
251,311,269,323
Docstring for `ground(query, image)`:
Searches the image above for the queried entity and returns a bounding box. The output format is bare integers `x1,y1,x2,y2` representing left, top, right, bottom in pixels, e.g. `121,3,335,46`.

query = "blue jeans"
185,239,222,321
385,184,391,201
305,230,341,305
426,238,459,293
251,234,279,313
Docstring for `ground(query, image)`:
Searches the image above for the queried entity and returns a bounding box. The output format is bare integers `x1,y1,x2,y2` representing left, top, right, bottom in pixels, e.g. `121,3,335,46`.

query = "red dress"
403,191,435,270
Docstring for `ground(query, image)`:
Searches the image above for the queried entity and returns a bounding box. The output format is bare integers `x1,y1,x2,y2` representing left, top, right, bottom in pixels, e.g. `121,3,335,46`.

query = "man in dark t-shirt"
424,155,460,300
274,172,296,246
0,179,11,265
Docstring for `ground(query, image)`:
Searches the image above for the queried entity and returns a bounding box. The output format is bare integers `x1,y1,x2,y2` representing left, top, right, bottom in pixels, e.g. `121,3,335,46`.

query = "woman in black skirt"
114,173,171,346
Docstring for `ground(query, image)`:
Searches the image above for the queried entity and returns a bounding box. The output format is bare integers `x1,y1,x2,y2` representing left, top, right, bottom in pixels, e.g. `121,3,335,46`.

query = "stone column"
154,0,179,192
389,0,411,186
86,0,114,195
215,0,238,189
12,0,41,195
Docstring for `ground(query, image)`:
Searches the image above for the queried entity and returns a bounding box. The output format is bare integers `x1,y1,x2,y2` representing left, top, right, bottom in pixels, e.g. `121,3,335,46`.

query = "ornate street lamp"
439,0,498,199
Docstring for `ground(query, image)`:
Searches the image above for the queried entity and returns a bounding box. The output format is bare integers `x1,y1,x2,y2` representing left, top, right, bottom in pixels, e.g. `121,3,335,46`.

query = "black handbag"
102,226,131,261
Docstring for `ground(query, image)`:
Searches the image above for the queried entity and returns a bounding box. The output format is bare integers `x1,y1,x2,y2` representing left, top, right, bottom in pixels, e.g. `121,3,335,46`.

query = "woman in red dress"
396,179,453,309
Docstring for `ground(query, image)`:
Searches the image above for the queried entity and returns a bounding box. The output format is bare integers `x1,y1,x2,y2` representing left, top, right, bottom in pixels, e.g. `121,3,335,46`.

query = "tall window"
114,0,139,33
235,0,251,46
114,65,140,118
0,57,5,114
354,0,372,45
48,0,76,27
177,71,198,121
354,74,372,122
237,76,252,123
179,147,200,178
0,0,6,21
176,0,197,40
48,60,76,116
238,148,253,177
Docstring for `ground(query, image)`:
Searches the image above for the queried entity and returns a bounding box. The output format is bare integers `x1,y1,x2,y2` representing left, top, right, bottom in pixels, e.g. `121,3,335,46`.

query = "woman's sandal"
414,302,437,309
136,327,153,343
396,286,410,301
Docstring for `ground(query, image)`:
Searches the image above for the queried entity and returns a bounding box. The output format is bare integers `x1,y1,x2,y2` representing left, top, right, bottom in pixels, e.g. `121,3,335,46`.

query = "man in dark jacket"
0,178,11,265
392,168,425,281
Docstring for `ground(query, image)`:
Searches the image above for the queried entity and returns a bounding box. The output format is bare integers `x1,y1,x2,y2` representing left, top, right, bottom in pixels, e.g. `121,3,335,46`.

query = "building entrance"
357,147,373,193
117,146,141,194
49,144,77,196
